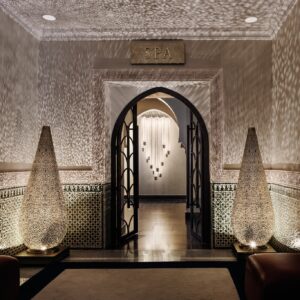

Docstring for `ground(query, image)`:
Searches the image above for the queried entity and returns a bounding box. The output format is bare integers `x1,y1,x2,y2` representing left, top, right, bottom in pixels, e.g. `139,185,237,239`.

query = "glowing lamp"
20,126,67,253
249,241,257,249
291,238,300,250
232,128,275,248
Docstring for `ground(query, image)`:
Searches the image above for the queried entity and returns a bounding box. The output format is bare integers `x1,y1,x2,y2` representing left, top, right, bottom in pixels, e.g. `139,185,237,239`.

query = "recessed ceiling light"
42,15,56,21
245,16,258,23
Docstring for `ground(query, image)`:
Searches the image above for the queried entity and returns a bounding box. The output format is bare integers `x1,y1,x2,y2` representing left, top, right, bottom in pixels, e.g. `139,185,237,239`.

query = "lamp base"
15,246,69,265
26,247,59,255
238,244,268,251
232,242,276,260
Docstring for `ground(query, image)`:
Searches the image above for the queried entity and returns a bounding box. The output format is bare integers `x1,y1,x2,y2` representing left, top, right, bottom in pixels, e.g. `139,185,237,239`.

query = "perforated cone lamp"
232,128,274,248
20,126,67,254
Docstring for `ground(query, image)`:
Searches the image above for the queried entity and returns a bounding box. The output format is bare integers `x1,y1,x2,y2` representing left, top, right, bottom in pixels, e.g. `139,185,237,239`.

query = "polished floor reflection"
123,201,202,252
65,248,236,263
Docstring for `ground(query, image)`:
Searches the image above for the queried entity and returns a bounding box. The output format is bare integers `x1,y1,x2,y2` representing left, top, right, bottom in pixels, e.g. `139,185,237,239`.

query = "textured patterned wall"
223,41,273,168
272,0,300,187
0,187,25,254
38,42,97,185
1,38,273,187
0,184,103,255
0,9,40,189
212,183,300,251
271,184,300,251
212,183,236,248
39,40,272,183
62,184,103,248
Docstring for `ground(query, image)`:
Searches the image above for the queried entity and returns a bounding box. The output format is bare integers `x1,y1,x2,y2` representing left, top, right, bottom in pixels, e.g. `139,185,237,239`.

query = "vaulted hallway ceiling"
0,0,297,40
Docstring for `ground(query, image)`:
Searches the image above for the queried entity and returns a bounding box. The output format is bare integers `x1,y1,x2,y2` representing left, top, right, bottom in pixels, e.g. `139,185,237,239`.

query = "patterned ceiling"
0,0,297,40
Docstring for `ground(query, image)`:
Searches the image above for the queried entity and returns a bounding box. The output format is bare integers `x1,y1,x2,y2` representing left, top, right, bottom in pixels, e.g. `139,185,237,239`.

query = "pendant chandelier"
140,110,171,180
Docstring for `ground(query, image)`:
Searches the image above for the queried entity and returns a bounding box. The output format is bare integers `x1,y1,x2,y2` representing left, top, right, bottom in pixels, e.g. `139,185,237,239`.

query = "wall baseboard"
223,163,300,172
0,162,92,173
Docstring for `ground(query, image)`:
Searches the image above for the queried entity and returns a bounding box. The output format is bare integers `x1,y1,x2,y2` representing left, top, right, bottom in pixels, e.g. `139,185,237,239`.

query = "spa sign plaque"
130,40,185,65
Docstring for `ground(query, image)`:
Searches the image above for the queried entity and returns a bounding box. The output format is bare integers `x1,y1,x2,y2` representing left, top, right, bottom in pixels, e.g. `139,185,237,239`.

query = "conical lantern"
20,126,67,253
232,128,274,248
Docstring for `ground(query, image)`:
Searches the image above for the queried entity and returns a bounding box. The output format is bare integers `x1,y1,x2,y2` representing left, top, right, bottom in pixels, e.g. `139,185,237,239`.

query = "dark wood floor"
123,201,203,251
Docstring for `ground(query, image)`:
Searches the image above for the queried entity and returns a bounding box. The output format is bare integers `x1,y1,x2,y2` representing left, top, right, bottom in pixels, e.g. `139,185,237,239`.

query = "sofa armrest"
0,255,20,300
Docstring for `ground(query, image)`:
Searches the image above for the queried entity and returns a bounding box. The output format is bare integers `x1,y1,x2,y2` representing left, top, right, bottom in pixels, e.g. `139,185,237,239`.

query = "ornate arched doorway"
111,87,211,248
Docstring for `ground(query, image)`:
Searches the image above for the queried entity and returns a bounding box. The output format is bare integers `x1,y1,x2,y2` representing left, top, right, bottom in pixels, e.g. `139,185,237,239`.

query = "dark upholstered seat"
245,253,300,300
0,255,20,300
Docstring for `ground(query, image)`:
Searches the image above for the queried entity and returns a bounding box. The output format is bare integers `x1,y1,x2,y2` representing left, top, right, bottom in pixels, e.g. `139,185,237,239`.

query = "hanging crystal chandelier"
140,110,172,180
